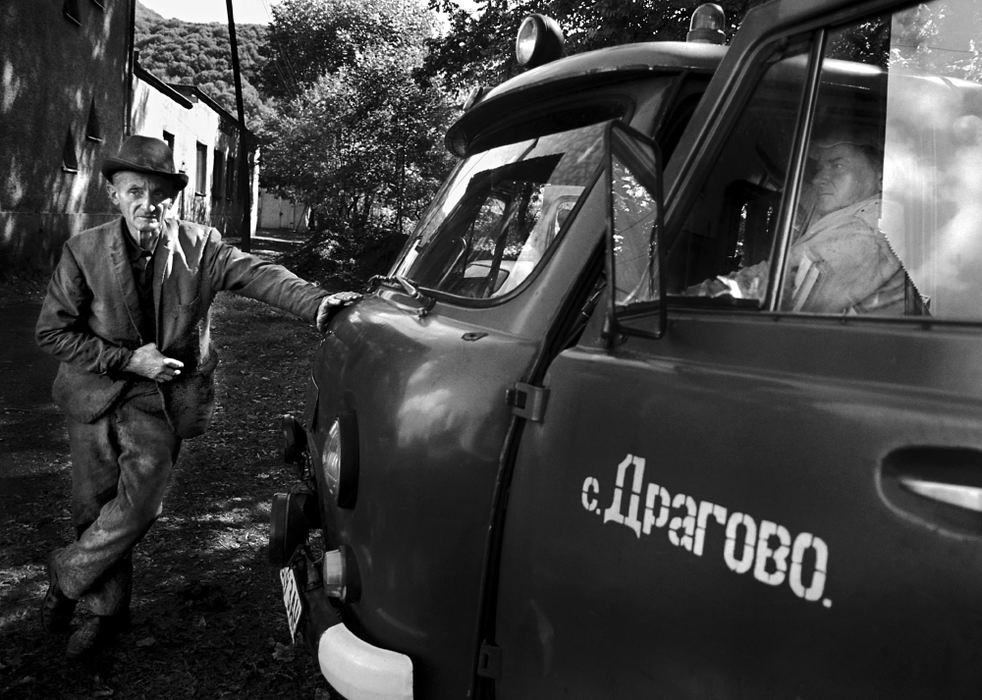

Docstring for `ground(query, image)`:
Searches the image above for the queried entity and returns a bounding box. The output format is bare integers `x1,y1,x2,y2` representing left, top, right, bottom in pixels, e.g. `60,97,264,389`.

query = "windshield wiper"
369,274,436,318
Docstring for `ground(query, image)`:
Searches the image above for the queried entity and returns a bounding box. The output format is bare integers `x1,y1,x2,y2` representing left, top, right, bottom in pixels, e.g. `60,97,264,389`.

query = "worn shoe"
41,556,77,634
66,613,127,659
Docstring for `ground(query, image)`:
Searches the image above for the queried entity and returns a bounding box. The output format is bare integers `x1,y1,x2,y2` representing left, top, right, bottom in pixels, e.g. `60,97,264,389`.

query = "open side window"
847,1,982,319
667,0,982,321
665,35,813,311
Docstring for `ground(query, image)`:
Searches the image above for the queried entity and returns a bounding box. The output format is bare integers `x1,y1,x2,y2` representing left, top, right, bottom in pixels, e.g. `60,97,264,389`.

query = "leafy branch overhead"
423,0,767,92
251,0,445,247
257,0,454,267
259,0,440,101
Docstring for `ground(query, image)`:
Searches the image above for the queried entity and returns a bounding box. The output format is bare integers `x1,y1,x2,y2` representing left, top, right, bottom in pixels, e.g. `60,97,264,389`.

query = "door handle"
881,446,982,534
898,477,982,513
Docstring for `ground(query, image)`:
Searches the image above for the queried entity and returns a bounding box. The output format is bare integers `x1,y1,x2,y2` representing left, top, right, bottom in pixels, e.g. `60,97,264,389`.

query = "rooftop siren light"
687,3,726,44
516,14,565,69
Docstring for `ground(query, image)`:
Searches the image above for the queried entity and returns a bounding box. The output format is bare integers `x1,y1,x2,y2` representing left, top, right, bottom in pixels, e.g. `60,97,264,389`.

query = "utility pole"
226,0,251,251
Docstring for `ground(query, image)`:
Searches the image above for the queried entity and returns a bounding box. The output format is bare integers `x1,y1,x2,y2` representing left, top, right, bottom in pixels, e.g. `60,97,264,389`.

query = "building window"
63,0,81,25
212,150,225,199
62,129,79,173
85,99,102,143
195,142,207,195
162,131,175,152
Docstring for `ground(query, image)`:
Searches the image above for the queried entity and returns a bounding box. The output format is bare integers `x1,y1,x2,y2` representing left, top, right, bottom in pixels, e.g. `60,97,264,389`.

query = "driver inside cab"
690,128,927,315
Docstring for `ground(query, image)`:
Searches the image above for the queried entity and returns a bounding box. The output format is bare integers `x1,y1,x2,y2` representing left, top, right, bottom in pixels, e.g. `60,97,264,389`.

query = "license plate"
280,567,303,641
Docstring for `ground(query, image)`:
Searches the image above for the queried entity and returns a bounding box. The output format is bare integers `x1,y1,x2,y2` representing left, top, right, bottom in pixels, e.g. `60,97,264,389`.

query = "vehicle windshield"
395,124,605,300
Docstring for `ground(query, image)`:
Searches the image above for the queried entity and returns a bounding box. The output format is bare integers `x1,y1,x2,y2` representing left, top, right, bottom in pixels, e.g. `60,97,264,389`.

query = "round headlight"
323,419,342,498
320,411,359,508
515,14,564,69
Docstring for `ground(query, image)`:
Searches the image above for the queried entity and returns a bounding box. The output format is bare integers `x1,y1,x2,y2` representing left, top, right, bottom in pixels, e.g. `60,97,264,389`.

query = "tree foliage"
259,0,440,101
134,2,269,121
423,0,767,93
258,0,454,273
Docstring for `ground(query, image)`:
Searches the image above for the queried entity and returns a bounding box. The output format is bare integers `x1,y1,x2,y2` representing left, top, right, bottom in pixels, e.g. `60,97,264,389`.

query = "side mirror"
602,121,667,345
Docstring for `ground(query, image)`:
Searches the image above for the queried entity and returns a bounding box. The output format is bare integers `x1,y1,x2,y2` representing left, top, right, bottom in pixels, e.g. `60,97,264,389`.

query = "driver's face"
811,143,880,217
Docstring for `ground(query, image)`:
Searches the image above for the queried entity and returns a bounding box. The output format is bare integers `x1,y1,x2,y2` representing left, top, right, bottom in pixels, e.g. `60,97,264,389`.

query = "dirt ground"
0,233,343,698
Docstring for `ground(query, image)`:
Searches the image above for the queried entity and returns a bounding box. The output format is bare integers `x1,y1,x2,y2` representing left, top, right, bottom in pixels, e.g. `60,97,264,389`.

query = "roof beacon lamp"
516,14,565,69
687,3,726,44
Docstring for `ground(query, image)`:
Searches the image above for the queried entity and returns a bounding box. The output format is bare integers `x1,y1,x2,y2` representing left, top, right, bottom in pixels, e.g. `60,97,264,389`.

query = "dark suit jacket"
36,218,327,438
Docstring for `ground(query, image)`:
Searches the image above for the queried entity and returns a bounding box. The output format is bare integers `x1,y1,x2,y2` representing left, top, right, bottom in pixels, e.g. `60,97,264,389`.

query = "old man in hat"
35,135,361,657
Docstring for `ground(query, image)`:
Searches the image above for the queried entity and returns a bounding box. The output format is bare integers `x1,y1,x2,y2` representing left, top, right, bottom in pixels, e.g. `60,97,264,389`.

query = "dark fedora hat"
101,135,189,190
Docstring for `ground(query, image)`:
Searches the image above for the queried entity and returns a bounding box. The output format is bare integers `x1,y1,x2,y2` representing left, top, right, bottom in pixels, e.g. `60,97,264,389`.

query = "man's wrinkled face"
811,143,880,217
108,172,176,237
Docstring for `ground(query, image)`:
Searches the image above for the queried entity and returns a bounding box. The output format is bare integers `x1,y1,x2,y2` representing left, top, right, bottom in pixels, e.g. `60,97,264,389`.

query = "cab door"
492,1,982,696
314,123,622,699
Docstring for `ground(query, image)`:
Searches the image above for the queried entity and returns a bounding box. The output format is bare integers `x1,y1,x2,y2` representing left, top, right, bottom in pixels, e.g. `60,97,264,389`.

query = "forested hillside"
134,2,269,121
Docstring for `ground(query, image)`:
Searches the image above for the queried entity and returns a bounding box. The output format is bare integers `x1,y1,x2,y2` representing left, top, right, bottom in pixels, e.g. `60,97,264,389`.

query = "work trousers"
52,383,181,616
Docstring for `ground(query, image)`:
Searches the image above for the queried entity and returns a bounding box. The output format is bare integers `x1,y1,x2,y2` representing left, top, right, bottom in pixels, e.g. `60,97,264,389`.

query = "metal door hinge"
506,382,549,422
476,642,502,679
